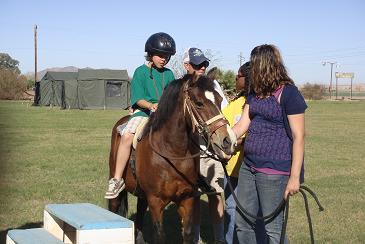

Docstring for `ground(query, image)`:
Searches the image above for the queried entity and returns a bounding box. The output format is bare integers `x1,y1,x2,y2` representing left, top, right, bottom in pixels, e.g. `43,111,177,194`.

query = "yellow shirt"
222,96,246,177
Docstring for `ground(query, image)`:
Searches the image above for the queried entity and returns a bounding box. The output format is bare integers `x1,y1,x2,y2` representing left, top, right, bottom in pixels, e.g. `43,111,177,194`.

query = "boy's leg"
114,132,134,180
105,116,144,199
104,132,134,199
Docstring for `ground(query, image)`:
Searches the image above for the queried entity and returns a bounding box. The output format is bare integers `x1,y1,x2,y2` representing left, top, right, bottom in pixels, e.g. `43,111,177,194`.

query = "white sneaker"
104,178,125,199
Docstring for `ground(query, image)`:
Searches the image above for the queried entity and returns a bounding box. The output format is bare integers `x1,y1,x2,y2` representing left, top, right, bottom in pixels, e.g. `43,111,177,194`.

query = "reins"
223,165,324,244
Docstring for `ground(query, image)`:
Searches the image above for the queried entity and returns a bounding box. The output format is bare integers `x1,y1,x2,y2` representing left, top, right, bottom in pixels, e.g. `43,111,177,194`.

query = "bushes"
0,69,27,100
300,83,326,100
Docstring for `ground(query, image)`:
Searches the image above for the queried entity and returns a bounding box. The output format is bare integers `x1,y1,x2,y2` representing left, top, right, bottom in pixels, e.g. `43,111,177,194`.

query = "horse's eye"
196,101,204,107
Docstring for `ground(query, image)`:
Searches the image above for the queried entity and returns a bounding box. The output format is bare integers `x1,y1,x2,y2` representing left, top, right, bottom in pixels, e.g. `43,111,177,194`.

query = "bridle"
148,81,229,160
183,82,229,141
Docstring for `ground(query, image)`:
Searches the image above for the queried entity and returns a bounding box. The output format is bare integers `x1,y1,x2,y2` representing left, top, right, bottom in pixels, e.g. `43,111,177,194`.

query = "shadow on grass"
130,199,214,244
0,221,43,243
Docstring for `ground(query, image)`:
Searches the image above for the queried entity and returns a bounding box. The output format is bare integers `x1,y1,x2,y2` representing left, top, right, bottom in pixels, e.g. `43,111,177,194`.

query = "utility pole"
239,52,245,66
322,61,337,100
34,24,38,84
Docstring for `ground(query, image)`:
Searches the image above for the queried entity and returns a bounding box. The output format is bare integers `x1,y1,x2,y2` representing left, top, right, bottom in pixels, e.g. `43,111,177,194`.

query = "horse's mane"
144,73,216,134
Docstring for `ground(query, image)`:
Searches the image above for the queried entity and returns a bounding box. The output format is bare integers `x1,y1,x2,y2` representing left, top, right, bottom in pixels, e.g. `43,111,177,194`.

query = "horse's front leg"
177,197,195,244
108,195,122,214
147,195,168,244
135,197,148,244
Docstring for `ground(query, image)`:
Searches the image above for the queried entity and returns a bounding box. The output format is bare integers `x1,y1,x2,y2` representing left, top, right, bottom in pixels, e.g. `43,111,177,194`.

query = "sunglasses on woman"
190,61,209,70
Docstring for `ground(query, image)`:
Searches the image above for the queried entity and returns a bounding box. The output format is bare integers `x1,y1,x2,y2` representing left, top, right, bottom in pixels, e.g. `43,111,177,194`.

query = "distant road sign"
335,72,354,78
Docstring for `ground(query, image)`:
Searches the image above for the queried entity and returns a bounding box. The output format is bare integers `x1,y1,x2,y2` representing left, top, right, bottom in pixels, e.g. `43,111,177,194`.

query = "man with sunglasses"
183,48,228,109
183,47,228,244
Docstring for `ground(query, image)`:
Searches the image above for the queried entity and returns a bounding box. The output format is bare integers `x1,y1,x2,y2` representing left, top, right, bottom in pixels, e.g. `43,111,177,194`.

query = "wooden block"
44,203,134,244
6,228,63,244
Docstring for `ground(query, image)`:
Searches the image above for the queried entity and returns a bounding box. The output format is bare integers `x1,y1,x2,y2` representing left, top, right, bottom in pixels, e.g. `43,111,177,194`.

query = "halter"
183,82,229,142
148,81,229,161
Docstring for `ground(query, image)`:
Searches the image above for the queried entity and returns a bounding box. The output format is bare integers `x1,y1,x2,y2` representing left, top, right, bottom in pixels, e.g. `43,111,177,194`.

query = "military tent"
36,69,130,109
77,69,130,109
39,71,78,107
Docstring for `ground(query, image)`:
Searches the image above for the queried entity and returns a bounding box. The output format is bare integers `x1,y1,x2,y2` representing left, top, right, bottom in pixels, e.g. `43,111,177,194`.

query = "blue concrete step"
7,228,63,244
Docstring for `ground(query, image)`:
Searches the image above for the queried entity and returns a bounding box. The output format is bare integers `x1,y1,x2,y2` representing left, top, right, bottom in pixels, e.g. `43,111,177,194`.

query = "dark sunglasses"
190,61,209,70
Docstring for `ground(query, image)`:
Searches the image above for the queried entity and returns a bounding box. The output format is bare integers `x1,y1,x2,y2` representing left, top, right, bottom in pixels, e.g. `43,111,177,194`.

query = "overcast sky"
1,0,365,85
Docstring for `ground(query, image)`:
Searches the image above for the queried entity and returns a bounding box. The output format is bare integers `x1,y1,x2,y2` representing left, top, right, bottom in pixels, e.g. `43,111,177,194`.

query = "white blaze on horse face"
204,91,215,104
226,125,237,152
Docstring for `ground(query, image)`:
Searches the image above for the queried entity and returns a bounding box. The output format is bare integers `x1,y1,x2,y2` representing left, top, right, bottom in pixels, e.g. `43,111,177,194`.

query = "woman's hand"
284,176,300,200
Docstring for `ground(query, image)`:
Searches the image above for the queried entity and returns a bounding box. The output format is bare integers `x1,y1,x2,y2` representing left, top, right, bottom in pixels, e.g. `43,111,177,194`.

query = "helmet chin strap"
166,56,171,64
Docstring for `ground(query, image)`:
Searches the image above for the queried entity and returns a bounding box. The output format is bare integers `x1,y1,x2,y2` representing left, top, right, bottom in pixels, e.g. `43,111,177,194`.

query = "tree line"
0,53,30,100
0,52,325,101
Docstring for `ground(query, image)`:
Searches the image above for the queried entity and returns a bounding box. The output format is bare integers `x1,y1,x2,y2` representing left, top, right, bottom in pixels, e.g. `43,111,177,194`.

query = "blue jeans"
224,176,238,244
235,164,289,244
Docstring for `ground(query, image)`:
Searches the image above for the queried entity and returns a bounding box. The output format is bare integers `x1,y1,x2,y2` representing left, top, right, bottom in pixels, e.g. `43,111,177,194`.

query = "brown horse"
108,72,236,243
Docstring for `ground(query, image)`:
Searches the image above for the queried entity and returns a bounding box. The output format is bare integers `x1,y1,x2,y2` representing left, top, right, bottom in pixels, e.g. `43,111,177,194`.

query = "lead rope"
222,165,324,244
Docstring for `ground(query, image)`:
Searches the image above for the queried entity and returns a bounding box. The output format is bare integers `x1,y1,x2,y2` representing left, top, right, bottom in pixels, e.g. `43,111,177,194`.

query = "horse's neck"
156,111,196,156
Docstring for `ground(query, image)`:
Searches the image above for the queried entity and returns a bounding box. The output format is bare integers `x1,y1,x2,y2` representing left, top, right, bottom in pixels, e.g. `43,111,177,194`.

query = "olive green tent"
38,69,130,109
77,69,130,109
39,71,78,107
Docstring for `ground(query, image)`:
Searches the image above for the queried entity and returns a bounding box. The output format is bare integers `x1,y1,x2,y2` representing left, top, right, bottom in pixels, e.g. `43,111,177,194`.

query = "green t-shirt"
130,64,175,118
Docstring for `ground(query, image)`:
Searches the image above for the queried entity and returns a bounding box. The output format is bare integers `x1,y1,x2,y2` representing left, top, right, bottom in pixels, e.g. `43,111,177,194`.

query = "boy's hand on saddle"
149,103,158,112
128,107,134,115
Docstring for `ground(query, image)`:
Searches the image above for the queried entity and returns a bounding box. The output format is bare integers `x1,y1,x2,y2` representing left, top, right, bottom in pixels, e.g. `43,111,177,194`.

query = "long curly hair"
250,44,294,96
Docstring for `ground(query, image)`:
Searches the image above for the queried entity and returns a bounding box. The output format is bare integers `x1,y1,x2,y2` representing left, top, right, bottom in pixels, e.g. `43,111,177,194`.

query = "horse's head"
182,70,237,160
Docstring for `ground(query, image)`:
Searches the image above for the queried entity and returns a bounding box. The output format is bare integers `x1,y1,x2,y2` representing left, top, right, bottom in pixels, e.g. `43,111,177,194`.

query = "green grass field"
0,100,364,243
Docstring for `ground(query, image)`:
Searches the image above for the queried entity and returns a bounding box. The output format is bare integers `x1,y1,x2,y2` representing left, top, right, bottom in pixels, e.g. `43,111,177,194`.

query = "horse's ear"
207,67,218,81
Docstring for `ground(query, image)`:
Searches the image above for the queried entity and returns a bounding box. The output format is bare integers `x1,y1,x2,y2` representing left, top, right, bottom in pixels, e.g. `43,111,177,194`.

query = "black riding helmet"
145,32,176,57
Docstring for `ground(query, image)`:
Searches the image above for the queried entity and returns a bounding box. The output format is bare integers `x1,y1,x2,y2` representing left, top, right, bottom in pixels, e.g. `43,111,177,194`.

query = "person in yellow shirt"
223,62,250,244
